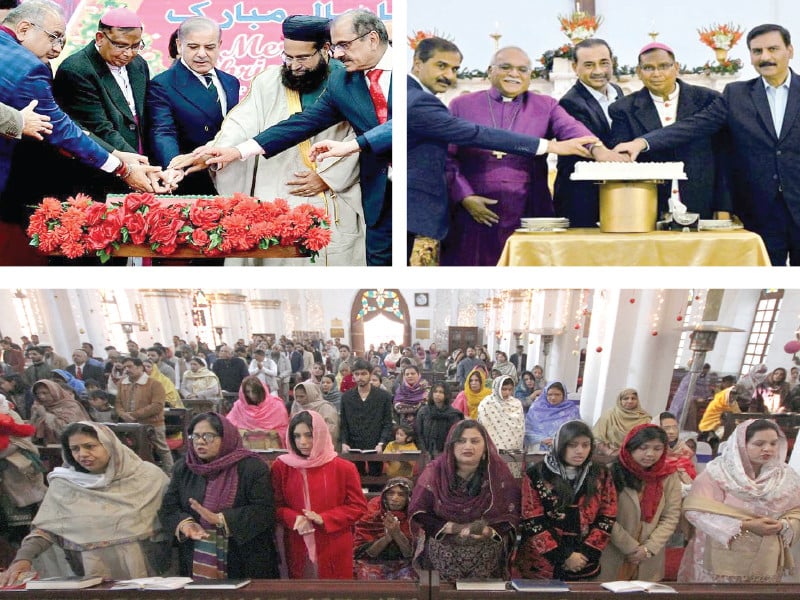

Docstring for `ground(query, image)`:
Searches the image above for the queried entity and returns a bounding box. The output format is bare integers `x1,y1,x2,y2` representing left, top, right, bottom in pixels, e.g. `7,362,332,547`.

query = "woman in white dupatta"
679,418,800,582
0,422,168,586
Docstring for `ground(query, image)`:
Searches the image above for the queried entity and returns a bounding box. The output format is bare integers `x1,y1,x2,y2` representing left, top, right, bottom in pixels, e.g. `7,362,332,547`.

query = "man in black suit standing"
608,42,731,222
509,344,528,377
616,25,800,266
554,39,625,227
406,37,597,265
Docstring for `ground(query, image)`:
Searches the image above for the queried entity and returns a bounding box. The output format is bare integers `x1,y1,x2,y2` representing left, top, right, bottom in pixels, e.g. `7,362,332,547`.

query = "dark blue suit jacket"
406,76,541,240
644,72,800,234
609,80,731,219
0,30,109,196
147,61,240,166
358,120,392,155
253,65,391,228
554,81,623,226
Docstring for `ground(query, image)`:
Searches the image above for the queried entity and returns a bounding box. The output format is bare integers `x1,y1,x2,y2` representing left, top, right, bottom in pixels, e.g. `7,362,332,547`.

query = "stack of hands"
112,150,184,194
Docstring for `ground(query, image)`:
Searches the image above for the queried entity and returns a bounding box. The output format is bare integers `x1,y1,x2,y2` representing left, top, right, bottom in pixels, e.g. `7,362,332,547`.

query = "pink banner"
54,0,392,97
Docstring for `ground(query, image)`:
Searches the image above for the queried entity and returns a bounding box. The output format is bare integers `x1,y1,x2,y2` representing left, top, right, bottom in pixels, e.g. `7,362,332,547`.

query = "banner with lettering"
51,0,392,97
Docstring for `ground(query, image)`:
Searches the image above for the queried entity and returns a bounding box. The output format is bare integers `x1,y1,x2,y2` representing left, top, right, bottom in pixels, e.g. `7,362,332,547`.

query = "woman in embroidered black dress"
514,420,617,580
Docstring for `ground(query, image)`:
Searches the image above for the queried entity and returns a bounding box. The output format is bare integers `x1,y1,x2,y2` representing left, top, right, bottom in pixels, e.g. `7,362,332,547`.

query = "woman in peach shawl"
226,376,289,446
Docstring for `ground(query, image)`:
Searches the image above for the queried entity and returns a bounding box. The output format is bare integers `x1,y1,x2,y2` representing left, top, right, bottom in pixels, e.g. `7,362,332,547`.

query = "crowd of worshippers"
3,332,800,585
0,1,393,266
407,23,800,266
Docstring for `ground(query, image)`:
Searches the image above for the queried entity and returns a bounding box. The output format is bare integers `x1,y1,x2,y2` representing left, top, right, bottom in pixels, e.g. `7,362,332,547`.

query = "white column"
207,292,249,346
249,296,283,337
139,289,193,347
35,290,80,356
580,289,688,426
0,291,24,343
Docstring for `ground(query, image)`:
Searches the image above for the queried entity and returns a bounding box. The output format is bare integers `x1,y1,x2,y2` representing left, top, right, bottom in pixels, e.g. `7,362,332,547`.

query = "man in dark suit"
554,39,625,227
192,9,393,266
616,25,800,266
608,42,731,221
407,37,597,264
147,17,239,195
52,7,182,198
0,1,167,264
509,344,528,376
66,349,106,389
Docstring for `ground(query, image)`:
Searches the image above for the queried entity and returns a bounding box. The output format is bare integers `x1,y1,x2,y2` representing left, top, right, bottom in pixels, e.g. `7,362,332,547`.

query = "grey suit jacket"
0,102,22,139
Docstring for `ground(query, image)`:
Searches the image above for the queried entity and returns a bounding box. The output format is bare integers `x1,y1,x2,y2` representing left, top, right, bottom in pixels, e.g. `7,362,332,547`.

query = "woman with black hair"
159,412,279,579
271,410,367,579
409,419,520,581
680,419,800,583
515,420,617,580
414,382,464,458
599,424,681,582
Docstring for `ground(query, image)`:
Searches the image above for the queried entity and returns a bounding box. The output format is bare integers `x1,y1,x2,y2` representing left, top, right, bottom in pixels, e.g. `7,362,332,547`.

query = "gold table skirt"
497,227,771,267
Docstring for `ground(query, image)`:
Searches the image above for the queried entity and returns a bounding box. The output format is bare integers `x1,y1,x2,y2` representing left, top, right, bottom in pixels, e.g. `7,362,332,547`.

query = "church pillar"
580,289,688,425
206,292,250,347
139,289,193,347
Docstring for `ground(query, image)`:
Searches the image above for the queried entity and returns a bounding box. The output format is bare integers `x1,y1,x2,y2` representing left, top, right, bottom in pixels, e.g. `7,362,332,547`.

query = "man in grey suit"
615,24,800,265
0,100,51,140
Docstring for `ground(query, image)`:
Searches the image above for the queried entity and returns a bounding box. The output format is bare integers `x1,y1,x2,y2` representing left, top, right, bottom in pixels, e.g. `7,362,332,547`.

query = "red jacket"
272,456,367,579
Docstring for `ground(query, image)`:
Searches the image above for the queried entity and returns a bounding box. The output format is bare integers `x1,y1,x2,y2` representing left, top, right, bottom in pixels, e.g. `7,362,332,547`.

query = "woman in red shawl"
226,376,289,446
158,412,279,579
272,410,368,579
29,379,90,444
409,419,520,581
599,424,681,582
353,477,416,580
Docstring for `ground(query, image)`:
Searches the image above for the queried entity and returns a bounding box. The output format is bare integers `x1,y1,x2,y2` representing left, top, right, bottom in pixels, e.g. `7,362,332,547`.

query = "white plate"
698,219,733,227
515,227,568,234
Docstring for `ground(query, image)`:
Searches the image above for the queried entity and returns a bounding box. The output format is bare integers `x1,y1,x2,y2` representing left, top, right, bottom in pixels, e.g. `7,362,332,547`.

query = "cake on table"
570,161,687,181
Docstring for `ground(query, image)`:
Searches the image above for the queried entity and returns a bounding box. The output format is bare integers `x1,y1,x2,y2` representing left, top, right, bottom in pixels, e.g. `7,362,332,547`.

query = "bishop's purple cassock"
443,87,593,266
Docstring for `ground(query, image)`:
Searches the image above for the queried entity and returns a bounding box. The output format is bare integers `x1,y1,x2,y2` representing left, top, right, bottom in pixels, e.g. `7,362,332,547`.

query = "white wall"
408,0,799,80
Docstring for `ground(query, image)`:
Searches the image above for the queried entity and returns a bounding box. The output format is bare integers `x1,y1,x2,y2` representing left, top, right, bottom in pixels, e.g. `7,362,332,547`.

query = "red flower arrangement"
27,193,332,263
698,23,743,51
407,29,453,50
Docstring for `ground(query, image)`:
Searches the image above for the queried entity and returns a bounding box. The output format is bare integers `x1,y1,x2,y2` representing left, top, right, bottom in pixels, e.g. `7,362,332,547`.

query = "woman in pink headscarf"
225,376,289,446
271,411,368,579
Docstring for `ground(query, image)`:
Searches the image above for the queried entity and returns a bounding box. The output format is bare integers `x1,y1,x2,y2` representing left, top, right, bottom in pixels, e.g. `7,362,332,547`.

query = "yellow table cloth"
497,228,771,266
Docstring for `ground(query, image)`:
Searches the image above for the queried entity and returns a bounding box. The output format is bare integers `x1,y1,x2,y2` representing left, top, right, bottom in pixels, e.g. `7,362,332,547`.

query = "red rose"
124,212,148,245
189,203,222,229
191,228,210,248
84,202,107,226
124,192,156,213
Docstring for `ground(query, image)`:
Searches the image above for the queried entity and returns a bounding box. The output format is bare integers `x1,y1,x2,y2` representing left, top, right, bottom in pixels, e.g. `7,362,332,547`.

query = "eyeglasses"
281,49,320,65
331,31,372,52
492,63,531,75
31,22,66,48
101,31,145,53
639,62,675,74
189,432,220,444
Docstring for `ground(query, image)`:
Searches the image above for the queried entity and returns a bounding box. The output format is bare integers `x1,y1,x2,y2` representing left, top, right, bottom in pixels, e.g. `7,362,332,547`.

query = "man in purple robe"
442,46,623,266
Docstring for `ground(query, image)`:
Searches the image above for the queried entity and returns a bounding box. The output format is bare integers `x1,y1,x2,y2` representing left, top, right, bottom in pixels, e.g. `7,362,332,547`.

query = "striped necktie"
203,73,219,104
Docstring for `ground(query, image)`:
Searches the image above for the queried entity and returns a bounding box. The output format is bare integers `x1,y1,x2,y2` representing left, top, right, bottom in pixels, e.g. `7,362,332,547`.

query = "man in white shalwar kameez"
212,15,365,265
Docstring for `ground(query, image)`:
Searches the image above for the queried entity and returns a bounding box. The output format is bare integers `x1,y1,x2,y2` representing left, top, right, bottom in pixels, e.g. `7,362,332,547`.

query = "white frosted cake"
570,161,687,181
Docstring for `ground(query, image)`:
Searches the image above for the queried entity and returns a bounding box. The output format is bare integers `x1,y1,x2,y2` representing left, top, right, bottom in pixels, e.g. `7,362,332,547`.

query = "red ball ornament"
595,346,603,353
651,330,658,336
629,298,636,304
695,295,701,300
784,340,800,354
574,323,581,330
676,315,683,321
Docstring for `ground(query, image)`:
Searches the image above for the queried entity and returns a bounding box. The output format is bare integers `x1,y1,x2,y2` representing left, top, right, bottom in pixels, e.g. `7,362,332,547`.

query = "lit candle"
494,21,500,34
576,1,581,12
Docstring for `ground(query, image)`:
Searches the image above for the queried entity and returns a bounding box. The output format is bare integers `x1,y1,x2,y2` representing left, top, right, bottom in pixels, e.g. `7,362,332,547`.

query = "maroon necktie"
366,69,388,124
76,366,82,379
